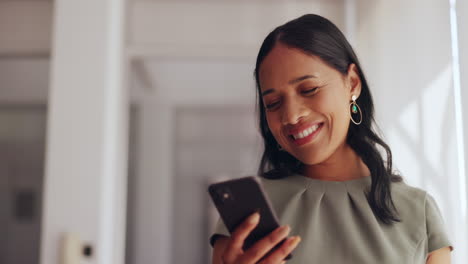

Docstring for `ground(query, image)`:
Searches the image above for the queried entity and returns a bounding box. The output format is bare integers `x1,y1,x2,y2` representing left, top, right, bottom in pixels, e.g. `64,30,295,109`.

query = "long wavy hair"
254,14,403,225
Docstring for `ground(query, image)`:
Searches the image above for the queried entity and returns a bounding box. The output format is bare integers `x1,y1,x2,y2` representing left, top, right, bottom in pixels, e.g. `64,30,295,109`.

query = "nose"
281,98,310,125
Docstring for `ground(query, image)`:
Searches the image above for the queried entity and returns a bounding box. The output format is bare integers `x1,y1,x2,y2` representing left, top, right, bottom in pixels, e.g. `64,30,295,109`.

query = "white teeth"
292,124,321,140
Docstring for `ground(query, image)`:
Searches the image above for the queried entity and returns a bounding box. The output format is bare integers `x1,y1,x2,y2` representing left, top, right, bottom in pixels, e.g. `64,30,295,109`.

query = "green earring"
349,95,362,125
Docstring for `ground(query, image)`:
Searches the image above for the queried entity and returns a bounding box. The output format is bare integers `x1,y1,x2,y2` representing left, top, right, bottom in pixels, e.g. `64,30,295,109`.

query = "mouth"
288,122,324,146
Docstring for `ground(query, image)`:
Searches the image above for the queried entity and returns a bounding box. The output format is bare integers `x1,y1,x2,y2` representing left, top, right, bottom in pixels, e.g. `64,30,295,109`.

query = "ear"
346,63,362,100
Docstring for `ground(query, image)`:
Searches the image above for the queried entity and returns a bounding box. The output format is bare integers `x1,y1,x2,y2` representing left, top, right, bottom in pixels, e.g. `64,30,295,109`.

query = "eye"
302,87,319,94
265,101,280,110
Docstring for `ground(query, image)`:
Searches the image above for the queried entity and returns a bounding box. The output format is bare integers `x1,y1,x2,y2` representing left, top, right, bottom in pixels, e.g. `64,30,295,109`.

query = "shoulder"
390,180,428,210
390,180,453,253
384,181,429,237
390,180,430,224
390,180,443,219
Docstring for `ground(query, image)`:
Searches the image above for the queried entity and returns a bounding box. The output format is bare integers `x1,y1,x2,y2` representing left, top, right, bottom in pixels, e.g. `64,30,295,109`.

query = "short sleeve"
209,217,230,248
425,193,454,253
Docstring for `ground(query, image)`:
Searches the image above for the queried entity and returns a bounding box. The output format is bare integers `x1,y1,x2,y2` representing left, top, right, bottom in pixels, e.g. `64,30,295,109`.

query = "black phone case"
208,176,292,260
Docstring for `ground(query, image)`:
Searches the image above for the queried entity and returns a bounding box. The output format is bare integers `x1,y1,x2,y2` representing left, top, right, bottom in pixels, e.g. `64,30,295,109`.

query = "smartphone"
208,176,293,260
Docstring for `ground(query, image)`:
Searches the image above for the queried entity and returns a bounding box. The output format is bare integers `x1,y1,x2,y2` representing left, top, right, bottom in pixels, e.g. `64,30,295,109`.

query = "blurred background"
0,0,467,263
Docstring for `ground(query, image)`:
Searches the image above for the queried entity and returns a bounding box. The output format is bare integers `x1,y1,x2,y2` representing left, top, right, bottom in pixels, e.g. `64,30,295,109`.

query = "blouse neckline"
287,173,372,193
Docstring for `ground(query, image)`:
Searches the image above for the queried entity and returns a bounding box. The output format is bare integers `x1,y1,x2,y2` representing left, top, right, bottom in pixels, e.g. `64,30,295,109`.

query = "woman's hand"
213,212,301,264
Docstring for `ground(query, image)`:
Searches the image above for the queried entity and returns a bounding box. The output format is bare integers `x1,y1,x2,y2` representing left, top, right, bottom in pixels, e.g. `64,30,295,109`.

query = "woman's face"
258,43,361,165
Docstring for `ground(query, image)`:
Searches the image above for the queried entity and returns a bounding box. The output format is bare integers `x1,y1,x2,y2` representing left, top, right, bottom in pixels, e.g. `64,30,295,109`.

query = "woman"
210,14,453,264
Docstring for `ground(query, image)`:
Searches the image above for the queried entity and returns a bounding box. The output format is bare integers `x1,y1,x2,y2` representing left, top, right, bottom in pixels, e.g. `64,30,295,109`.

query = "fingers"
259,236,301,264
221,213,300,264
222,212,260,263
239,225,291,263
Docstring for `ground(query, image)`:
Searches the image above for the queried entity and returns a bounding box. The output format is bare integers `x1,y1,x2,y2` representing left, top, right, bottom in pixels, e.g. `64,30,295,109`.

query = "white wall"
0,1,52,57
455,0,468,257
0,1,51,103
128,0,345,58
355,0,467,262
0,59,49,103
457,0,468,201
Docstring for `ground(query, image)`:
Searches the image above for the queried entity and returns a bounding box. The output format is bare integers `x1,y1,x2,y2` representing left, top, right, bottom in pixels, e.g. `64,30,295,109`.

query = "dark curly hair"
254,14,403,225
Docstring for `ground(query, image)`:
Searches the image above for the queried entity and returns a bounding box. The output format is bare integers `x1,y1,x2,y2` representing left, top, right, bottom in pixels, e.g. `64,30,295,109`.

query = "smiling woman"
210,14,453,264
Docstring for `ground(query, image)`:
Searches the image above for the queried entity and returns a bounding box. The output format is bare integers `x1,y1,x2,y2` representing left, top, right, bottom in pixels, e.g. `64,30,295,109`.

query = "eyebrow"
261,75,317,96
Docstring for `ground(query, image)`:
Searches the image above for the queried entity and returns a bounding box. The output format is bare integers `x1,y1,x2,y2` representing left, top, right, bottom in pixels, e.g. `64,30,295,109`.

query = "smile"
289,123,324,146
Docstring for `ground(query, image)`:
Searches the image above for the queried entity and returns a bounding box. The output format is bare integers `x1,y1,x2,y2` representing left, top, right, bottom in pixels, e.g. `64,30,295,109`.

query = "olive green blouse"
209,174,454,263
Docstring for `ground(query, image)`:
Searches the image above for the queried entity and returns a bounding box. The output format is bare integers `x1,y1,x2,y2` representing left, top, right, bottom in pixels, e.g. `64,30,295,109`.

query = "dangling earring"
349,95,362,125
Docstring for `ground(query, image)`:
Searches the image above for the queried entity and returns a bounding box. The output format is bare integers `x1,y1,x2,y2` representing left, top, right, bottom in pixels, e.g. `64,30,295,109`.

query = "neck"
302,143,370,181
